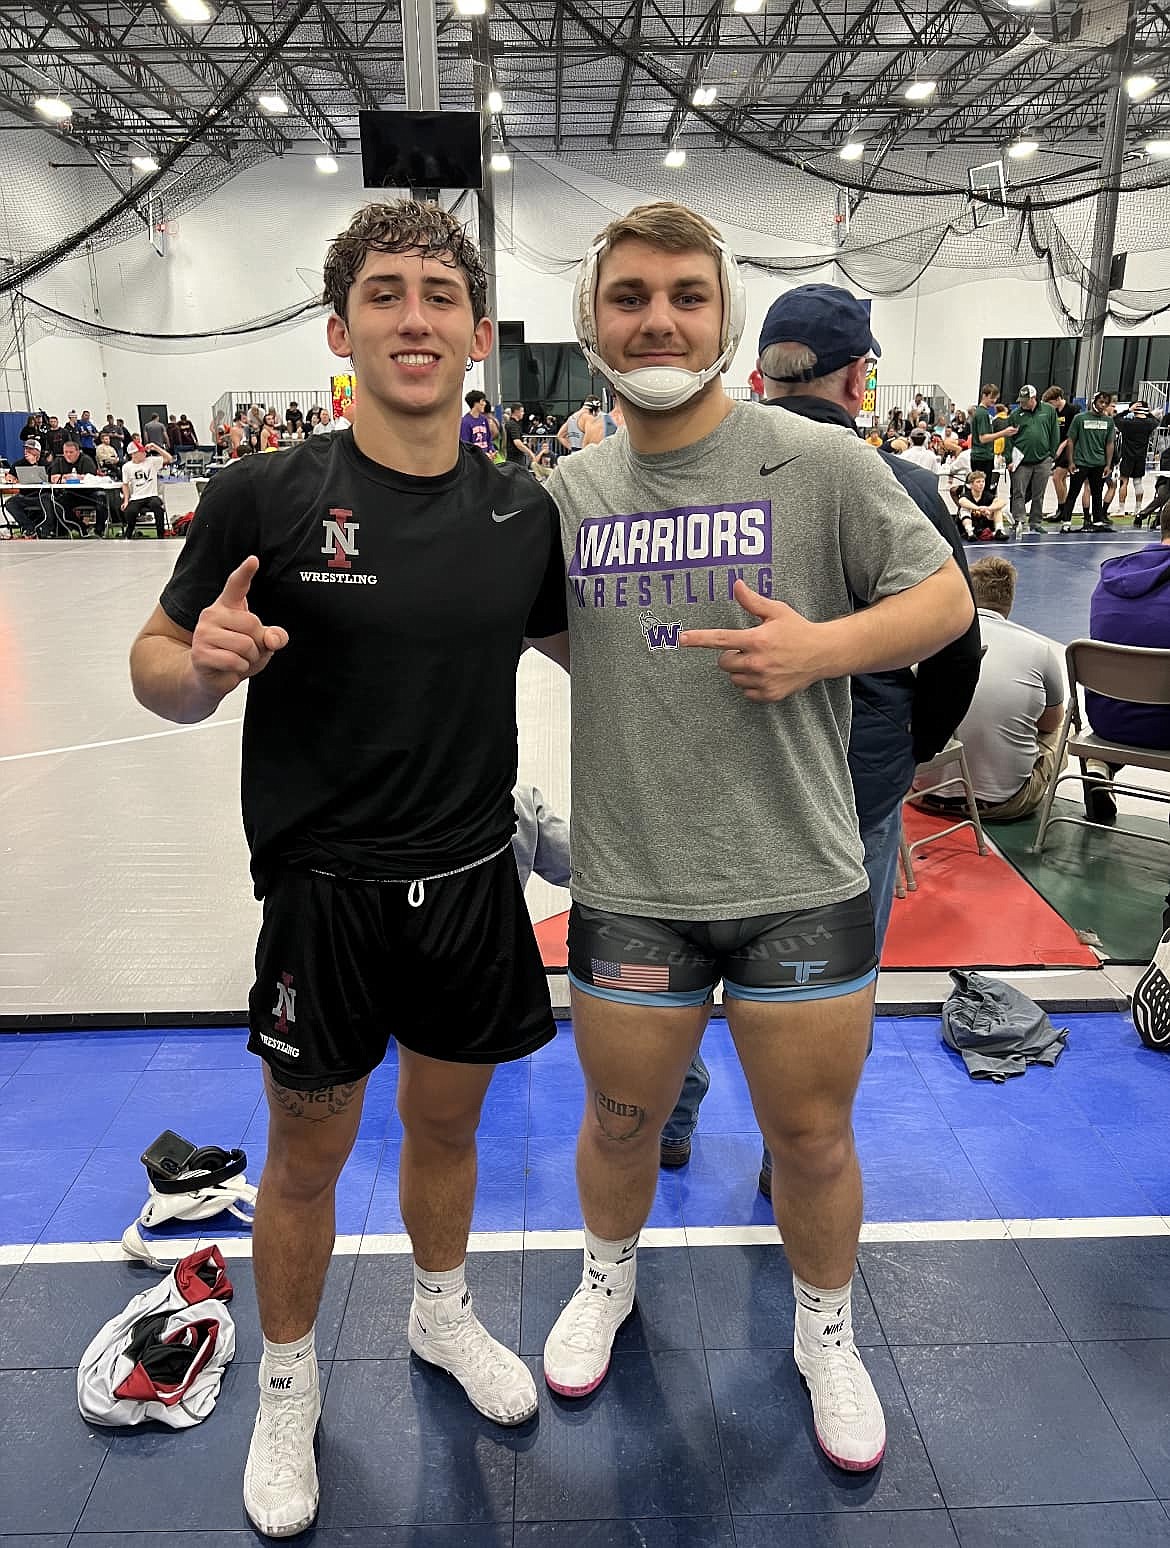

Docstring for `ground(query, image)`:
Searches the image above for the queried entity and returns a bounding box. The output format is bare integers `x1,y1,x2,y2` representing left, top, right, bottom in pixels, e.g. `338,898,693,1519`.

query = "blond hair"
594,201,723,261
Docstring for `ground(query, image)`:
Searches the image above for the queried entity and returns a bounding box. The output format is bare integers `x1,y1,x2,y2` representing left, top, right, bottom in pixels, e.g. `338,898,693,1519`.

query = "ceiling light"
663,146,687,168
487,89,504,114
838,140,864,161
167,0,213,19
1146,139,1170,157
34,96,72,121
454,0,488,13
904,81,936,102
1007,138,1039,158
1126,75,1159,100
131,155,160,172
692,86,717,108
1006,0,1040,7
315,155,339,174
489,150,511,172
732,0,764,13
257,92,288,115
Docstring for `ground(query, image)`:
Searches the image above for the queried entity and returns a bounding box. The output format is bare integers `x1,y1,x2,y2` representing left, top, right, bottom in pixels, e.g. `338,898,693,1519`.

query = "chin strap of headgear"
572,233,747,413
122,1138,257,1272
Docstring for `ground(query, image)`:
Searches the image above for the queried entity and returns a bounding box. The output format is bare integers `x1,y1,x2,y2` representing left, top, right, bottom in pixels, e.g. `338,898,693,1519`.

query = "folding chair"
1032,639,1170,854
897,737,989,897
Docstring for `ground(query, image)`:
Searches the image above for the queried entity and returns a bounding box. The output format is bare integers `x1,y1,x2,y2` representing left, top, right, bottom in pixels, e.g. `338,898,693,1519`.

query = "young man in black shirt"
503,401,537,468
1115,399,1159,515
130,201,569,1539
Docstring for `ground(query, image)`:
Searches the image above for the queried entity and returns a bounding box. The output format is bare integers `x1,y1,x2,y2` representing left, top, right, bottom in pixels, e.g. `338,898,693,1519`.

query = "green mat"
990,799,1169,964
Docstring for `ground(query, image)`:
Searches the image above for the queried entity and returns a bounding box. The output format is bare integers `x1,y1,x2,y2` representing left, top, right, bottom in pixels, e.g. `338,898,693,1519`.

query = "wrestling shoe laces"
543,1267,636,1398
409,1296,537,1425
794,1320,886,1473
244,1367,320,1539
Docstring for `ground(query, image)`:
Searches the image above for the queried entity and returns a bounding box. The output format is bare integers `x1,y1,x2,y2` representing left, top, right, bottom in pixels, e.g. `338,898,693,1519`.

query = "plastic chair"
1031,639,1170,854
897,738,990,897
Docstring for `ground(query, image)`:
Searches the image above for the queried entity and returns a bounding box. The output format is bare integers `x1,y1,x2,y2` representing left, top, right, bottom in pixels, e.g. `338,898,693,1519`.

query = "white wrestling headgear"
571,232,747,413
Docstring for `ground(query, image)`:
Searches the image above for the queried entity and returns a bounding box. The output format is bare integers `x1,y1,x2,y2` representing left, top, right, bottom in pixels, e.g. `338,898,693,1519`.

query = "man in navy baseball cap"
757,283,881,378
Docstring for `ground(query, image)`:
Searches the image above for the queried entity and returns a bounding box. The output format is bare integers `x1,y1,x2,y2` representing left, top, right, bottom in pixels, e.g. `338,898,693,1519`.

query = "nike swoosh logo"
760,457,801,476
492,508,522,523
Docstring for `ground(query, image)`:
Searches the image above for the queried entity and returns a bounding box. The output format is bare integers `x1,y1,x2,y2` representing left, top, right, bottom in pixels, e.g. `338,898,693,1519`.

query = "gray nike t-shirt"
547,399,953,920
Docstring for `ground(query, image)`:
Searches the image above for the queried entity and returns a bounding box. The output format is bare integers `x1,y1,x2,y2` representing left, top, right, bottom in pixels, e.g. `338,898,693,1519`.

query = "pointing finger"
679,629,749,651
219,555,259,609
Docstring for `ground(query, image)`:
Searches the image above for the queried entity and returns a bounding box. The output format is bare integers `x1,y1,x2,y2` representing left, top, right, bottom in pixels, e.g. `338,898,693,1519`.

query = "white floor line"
10,1215,1169,1264
0,717,242,763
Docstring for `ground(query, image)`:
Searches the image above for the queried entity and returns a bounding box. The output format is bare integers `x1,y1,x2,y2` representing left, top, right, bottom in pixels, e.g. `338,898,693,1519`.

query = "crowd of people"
210,401,352,456
4,409,181,539
873,386,1169,541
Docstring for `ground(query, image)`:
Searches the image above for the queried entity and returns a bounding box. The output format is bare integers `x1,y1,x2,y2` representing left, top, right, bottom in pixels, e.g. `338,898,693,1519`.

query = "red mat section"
533,803,1099,972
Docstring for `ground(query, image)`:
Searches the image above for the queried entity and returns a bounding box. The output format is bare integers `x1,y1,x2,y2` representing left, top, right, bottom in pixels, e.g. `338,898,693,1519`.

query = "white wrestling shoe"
794,1316,887,1472
408,1291,537,1425
243,1353,321,1538
543,1259,636,1397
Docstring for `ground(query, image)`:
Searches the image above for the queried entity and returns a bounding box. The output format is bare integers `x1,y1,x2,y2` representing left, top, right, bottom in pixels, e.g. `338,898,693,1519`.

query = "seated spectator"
1134,475,1170,530
286,401,304,435
913,555,1065,821
48,439,102,534
898,428,941,472
121,440,173,539
953,467,1009,542
1082,500,1170,820
94,431,120,472
4,439,49,535
312,409,332,435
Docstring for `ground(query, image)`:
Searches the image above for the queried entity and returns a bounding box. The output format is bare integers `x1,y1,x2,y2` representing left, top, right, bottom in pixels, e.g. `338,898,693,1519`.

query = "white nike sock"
793,1273,854,1349
584,1227,638,1283
413,1261,467,1307
260,1327,316,1398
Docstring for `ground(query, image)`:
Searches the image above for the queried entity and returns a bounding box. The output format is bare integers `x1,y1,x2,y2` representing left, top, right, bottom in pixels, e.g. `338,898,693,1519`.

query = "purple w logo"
640,610,681,651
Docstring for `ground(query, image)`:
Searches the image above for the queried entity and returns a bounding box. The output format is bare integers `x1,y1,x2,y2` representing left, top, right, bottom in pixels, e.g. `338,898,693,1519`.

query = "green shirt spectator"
1008,399,1059,462
1068,410,1115,469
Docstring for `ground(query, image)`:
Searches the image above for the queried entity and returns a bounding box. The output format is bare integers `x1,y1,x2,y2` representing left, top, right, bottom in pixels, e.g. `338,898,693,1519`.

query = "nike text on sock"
794,1274,854,1343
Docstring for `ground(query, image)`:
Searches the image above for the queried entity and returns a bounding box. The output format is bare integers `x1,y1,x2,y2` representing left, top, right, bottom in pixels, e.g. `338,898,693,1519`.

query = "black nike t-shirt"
160,430,567,896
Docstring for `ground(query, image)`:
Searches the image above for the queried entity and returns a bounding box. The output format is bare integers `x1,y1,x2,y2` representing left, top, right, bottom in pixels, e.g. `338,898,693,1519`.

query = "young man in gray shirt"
542,200,972,1471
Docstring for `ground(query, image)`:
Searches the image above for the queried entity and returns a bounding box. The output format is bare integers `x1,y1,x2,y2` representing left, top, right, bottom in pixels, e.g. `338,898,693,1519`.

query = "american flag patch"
590,959,670,992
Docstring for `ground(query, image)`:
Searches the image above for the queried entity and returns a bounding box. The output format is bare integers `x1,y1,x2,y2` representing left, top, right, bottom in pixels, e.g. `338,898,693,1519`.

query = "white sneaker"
1132,929,1170,1050
244,1355,321,1538
794,1321,886,1472
408,1292,537,1425
543,1264,636,1397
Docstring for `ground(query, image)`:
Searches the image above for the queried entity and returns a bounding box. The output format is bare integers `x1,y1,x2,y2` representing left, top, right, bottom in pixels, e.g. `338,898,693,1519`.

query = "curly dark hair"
323,200,488,322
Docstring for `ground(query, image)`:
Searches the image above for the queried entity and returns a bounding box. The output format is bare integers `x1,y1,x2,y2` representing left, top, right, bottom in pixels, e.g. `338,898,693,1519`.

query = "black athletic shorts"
247,851,555,1089
1119,451,1147,480
567,892,876,1007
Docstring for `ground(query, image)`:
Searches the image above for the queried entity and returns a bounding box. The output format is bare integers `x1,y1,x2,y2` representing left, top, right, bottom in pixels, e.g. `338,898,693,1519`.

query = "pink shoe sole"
815,1427,886,1472
544,1361,610,1398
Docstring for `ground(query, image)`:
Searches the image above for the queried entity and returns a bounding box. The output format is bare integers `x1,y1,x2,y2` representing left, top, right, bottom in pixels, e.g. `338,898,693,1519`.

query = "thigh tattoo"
594,1090,646,1141
269,1078,361,1122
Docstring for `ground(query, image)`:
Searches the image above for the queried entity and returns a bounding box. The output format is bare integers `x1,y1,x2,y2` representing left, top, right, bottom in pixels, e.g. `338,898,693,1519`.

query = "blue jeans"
664,803,903,1147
